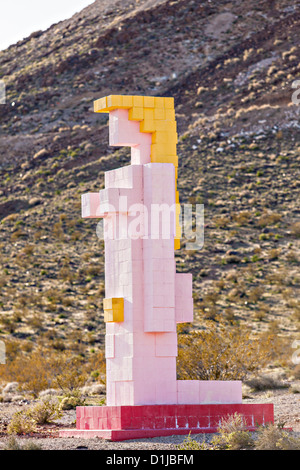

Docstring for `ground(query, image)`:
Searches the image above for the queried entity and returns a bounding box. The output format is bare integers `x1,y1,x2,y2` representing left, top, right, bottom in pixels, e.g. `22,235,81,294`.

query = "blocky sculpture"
60,95,274,440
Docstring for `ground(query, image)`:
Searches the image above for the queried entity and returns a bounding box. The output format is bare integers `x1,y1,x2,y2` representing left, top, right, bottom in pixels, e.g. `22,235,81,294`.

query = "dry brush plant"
210,413,255,450
177,415,300,451
0,345,105,398
6,412,36,436
177,322,276,381
7,397,62,435
26,397,62,424
3,436,42,450
254,424,300,450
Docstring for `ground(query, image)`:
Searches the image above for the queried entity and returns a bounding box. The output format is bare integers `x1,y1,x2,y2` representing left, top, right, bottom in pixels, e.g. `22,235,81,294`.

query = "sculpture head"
94,95,181,249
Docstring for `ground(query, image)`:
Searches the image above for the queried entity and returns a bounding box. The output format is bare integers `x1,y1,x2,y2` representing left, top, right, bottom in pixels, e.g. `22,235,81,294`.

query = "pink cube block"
177,380,200,404
115,381,134,406
114,333,134,358
131,144,151,165
105,335,115,358
175,273,193,323
109,109,152,167
155,332,177,357
155,380,177,404
198,380,242,404
81,192,102,218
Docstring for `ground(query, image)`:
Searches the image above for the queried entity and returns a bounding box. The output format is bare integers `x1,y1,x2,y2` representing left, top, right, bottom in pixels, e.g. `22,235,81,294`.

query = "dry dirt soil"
0,384,299,450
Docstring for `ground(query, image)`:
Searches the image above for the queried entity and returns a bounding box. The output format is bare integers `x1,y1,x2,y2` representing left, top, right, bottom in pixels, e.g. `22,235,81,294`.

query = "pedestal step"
59,403,274,441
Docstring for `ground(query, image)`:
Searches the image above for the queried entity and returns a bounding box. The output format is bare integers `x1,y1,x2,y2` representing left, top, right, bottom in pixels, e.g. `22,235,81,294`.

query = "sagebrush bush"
59,392,85,410
210,413,255,450
0,346,105,397
176,433,208,450
27,397,62,424
245,375,288,392
7,411,35,435
3,436,22,450
3,436,42,450
177,323,275,381
255,424,300,450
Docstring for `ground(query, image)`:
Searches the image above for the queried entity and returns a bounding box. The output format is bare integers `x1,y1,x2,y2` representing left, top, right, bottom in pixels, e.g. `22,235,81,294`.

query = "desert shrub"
59,392,85,410
232,211,252,226
21,440,42,450
256,211,282,228
52,356,86,394
177,323,275,381
0,348,56,396
176,433,208,450
0,346,105,397
245,375,288,392
7,399,62,435
27,397,62,424
292,364,300,380
81,383,105,396
255,424,300,450
290,222,300,238
38,388,59,398
210,413,255,450
7,411,35,435
213,216,230,228
2,436,22,450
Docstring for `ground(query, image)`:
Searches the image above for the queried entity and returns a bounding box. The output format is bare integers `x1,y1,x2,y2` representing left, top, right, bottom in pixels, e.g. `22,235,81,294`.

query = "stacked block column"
60,94,274,440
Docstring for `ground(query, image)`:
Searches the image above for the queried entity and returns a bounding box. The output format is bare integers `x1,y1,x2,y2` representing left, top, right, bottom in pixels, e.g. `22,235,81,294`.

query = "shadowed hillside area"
0,0,299,400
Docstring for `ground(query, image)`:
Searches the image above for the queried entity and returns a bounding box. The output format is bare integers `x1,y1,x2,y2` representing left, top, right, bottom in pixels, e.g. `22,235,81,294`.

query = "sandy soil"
0,388,299,450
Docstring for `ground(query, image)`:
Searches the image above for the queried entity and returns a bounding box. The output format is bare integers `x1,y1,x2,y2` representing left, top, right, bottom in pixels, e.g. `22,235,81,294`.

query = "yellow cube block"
168,131,178,144
166,142,177,155
174,238,181,250
152,131,164,144
103,298,112,310
144,108,154,121
151,142,176,157
151,154,178,167
122,95,134,108
133,95,144,107
144,96,155,108
94,96,108,113
151,143,164,159
165,108,176,121
129,107,144,121
164,97,174,109
140,119,155,133
154,97,165,108
167,155,179,166
104,309,113,322
152,130,177,145
165,130,178,144
107,95,123,109
154,107,165,120
103,298,124,323
154,120,177,132
153,120,167,132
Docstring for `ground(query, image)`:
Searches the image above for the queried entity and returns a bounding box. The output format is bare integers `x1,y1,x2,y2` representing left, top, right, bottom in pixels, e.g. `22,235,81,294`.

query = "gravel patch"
0,388,299,450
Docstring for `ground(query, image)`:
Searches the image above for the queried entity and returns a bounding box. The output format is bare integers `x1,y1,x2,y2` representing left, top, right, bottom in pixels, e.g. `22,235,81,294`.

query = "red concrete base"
59,403,274,441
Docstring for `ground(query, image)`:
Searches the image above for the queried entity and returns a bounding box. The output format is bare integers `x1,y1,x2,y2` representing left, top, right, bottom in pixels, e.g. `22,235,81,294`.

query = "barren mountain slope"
0,0,299,376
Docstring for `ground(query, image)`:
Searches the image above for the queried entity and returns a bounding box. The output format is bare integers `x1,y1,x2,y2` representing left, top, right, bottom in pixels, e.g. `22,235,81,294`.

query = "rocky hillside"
0,0,299,370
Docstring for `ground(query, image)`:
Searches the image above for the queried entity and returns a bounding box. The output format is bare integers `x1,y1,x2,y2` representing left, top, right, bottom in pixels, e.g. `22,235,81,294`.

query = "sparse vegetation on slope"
0,0,299,401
